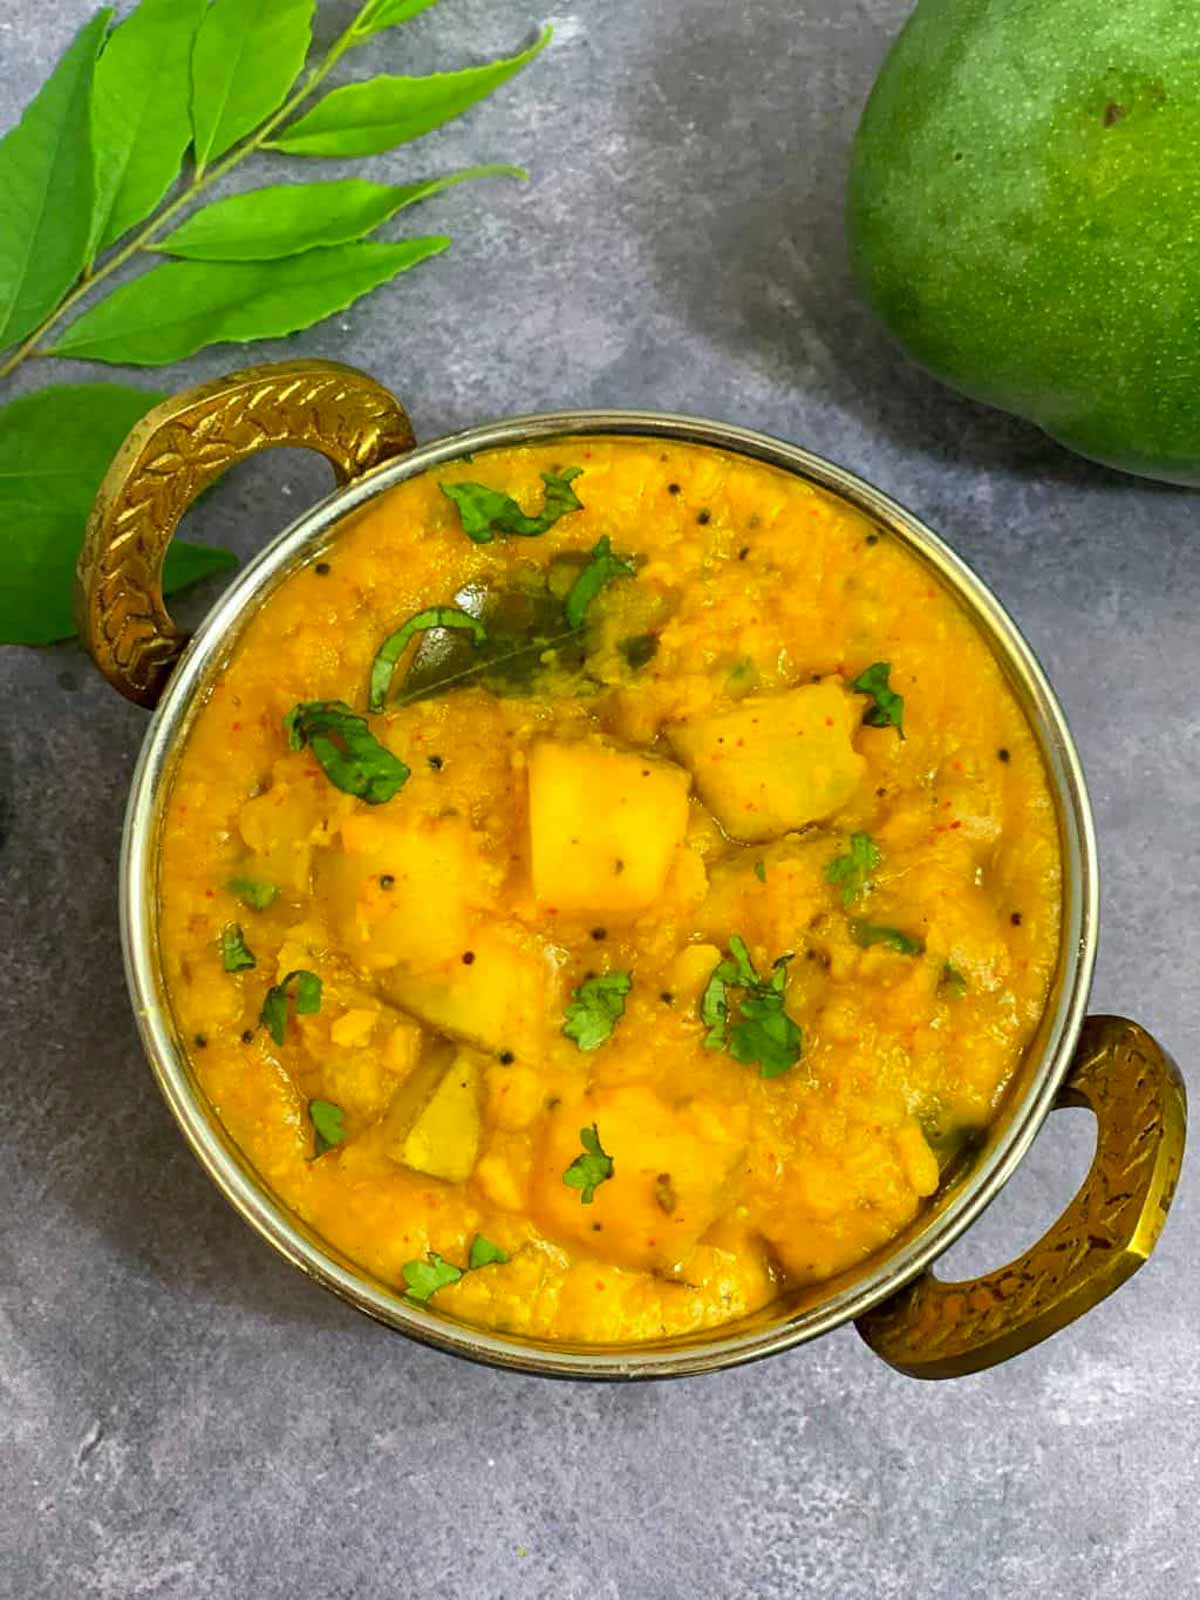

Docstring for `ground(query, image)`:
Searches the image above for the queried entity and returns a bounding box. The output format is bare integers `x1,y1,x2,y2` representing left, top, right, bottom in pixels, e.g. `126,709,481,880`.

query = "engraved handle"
77,358,415,707
856,1015,1186,1379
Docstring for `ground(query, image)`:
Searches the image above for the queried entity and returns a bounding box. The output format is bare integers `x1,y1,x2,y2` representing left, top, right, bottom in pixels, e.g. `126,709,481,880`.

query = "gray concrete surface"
2,2,1197,1597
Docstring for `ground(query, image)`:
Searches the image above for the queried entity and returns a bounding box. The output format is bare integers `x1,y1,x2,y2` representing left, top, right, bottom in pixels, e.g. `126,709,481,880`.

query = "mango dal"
160,438,1061,1343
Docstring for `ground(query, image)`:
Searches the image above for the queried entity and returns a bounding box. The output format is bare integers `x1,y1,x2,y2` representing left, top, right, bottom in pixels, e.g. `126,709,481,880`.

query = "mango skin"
847,0,1200,484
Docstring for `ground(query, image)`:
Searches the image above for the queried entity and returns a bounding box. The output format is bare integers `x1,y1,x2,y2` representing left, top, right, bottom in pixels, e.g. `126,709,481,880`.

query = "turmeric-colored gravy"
160,438,1061,1343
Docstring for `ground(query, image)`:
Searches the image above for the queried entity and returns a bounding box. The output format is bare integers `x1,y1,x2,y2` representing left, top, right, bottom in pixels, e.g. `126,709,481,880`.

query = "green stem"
0,10,366,383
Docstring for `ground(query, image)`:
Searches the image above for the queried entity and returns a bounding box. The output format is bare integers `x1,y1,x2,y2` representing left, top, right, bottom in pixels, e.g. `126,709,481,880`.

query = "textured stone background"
2,3,1197,1597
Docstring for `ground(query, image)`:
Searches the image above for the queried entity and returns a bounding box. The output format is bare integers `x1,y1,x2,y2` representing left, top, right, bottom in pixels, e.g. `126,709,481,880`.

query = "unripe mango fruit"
847,0,1200,484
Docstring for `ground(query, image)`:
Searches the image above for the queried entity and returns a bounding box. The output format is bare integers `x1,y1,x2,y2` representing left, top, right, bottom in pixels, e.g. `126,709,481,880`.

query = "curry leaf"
308,1097,345,1155
851,661,905,737
221,923,257,972
0,384,235,645
368,605,486,712
441,467,583,544
351,0,443,39
402,1251,463,1302
227,876,280,911
849,920,925,955
468,1235,508,1270
192,0,315,171
0,11,111,352
825,832,881,907
285,699,410,803
260,967,322,1045
268,28,551,158
89,0,209,257
562,972,632,1051
48,239,449,366
564,537,635,629
154,167,524,262
562,1124,614,1205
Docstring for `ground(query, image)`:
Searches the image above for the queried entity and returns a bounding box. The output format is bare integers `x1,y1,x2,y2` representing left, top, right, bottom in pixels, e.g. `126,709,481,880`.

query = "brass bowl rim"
120,408,1098,1379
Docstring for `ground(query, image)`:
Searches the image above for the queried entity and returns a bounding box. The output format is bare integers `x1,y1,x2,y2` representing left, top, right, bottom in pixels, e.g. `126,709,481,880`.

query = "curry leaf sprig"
0,0,550,646
701,935,803,1079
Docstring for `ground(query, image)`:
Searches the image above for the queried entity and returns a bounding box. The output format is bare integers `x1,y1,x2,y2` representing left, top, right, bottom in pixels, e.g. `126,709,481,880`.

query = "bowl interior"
121,411,1098,1378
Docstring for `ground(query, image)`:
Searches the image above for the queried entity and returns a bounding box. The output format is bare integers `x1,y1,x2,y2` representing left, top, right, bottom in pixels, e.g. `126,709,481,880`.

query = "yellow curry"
160,438,1061,1343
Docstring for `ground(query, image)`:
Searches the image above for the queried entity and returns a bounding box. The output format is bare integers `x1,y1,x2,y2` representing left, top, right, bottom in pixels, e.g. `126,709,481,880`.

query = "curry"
160,437,1061,1344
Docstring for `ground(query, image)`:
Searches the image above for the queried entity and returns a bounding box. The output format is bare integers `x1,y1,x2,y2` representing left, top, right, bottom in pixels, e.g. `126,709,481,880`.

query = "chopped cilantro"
400,1234,509,1305
368,606,486,713
849,920,924,956
285,700,409,804
754,859,767,883
440,467,584,544
562,971,632,1051
701,935,802,1078
221,923,256,973
468,1235,509,1270
563,536,635,628
260,969,322,1046
308,1098,345,1157
851,661,905,737
226,876,279,912
562,1123,615,1204
825,832,881,906
402,1252,463,1302
940,962,969,999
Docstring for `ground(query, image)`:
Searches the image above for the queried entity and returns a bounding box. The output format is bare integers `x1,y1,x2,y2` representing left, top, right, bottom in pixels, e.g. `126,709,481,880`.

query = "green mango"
847,0,1200,484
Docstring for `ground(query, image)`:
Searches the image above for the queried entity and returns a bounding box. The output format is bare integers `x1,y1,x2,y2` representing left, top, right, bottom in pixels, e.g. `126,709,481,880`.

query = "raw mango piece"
382,922,554,1061
667,683,865,843
848,0,1200,484
381,1045,483,1183
532,1084,747,1273
528,739,690,914
318,812,485,972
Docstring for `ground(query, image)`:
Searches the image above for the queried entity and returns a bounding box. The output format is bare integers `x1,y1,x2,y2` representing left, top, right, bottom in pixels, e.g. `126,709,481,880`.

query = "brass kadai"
78,358,1187,1381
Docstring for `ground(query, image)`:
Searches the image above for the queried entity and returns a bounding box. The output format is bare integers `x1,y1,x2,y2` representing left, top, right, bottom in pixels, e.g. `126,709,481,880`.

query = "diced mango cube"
381,1045,483,1183
382,922,555,1061
667,683,865,843
531,1084,747,1272
318,812,485,972
528,739,690,914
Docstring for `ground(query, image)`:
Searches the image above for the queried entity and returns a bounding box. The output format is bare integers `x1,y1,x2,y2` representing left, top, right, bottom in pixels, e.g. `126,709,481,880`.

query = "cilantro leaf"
308,1098,345,1157
940,961,969,999
440,467,584,543
754,859,767,883
468,1234,509,1270
260,968,323,1046
402,1251,463,1302
227,876,279,912
368,605,486,713
825,832,881,907
562,1123,615,1205
285,700,409,804
563,536,635,628
221,922,256,972
562,971,632,1051
700,936,802,1077
849,920,925,956
851,661,905,737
